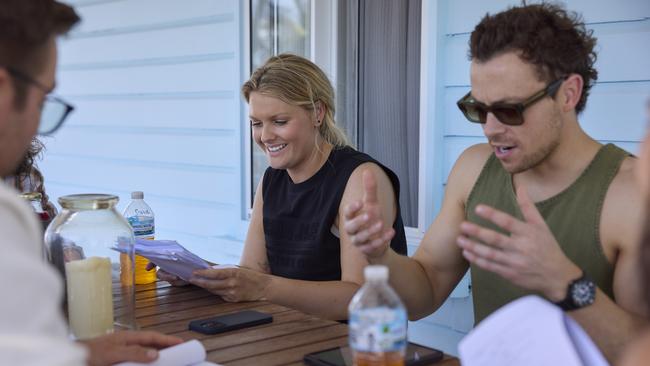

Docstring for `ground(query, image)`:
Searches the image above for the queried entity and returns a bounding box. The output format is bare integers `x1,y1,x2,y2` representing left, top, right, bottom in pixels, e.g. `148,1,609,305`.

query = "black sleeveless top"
262,146,407,281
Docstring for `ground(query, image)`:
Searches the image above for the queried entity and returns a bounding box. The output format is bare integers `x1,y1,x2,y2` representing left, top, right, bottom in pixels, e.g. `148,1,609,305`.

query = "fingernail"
147,349,158,359
475,205,486,214
362,214,369,221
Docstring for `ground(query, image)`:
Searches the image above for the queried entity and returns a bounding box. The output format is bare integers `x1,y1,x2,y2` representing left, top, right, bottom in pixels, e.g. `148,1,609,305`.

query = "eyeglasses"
456,77,566,126
5,66,74,135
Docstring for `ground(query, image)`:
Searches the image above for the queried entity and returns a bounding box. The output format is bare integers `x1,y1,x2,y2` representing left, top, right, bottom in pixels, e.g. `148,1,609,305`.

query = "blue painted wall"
43,0,248,264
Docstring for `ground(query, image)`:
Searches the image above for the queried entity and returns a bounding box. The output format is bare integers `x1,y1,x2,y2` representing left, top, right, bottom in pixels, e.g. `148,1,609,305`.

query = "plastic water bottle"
123,191,157,284
349,265,407,366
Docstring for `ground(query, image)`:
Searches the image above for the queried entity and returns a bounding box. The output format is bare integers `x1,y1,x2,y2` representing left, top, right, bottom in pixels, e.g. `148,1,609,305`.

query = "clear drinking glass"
44,194,136,340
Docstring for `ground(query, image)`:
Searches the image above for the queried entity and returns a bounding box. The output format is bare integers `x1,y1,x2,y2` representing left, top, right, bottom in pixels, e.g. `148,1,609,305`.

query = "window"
249,0,311,203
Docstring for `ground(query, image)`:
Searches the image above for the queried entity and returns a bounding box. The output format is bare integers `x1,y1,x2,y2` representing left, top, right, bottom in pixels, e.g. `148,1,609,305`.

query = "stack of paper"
116,339,221,366
458,295,608,366
133,239,211,281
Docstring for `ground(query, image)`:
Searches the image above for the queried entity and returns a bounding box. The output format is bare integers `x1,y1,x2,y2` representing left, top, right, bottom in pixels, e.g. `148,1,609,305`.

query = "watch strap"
554,270,595,311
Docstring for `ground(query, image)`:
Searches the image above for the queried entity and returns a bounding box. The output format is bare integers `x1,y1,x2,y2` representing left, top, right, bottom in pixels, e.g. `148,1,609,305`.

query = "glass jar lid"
58,194,119,210
19,192,42,202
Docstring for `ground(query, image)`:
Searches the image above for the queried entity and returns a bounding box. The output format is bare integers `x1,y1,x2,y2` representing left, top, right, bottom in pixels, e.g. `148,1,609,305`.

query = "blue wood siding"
42,0,246,264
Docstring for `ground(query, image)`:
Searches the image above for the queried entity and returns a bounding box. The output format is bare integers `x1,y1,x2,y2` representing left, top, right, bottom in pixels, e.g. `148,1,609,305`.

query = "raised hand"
456,185,580,300
342,169,395,259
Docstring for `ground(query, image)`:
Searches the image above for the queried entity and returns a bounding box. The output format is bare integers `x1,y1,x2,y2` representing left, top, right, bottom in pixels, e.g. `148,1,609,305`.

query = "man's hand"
80,330,183,366
342,170,395,260
190,267,271,302
456,185,581,301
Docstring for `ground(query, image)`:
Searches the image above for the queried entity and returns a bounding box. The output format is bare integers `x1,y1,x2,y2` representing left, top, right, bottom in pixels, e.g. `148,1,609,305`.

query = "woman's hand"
190,266,272,302
145,262,189,287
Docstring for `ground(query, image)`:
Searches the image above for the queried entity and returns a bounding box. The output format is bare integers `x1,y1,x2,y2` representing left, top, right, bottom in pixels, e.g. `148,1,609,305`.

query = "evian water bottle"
349,265,407,366
123,191,156,284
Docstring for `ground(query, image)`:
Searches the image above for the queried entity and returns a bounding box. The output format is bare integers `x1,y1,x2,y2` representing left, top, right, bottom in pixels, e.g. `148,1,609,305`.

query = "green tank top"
466,144,627,324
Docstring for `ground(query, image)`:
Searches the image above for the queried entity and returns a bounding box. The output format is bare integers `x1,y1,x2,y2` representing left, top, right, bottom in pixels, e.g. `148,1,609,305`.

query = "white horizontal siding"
60,23,236,67
42,0,246,262
444,0,650,35
57,59,236,96
45,127,237,168
61,98,238,129
67,0,236,35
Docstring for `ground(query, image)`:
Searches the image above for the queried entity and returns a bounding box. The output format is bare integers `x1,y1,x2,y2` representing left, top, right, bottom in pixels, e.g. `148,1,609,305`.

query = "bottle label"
127,216,155,238
349,307,407,353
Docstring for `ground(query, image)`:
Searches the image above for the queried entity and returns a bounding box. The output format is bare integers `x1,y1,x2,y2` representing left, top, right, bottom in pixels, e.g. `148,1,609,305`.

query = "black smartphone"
303,342,444,366
188,310,273,335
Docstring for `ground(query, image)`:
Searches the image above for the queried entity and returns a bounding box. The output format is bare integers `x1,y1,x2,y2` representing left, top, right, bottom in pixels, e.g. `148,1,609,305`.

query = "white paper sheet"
458,295,608,366
133,239,211,281
564,314,609,366
115,339,221,366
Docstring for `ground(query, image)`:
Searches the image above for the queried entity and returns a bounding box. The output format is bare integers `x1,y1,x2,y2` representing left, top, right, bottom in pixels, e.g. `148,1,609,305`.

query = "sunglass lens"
493,107,523,126
461,103,485,123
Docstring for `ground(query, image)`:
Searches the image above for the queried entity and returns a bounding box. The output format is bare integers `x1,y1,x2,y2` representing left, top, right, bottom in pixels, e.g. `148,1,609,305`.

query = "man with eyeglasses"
0,1,182,365
343,3,645,362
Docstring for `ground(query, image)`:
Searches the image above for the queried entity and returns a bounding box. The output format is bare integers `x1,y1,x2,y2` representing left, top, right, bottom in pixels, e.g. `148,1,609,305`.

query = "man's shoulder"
447,143,494,196
458,143,493,165
600,154,641,251
606,155,638,207
0,180,25,209
0,181,41,247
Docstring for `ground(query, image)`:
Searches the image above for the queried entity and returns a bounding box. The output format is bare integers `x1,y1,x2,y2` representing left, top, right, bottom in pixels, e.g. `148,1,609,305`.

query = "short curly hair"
469,3,597,113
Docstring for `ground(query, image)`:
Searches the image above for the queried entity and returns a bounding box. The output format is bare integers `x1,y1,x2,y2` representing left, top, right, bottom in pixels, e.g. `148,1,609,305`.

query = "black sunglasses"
5,66,74,135
456,77,566,126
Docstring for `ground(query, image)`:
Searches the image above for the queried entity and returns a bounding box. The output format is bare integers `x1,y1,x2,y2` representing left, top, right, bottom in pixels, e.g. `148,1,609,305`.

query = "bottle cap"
131,191,144,199
364,265,389,281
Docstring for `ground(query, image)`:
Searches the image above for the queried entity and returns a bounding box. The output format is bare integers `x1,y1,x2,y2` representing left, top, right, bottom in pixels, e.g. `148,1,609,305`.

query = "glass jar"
44,194,136,340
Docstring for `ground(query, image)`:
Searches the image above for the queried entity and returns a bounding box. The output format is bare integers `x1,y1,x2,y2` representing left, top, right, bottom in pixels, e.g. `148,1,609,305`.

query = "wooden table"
134,282,459,365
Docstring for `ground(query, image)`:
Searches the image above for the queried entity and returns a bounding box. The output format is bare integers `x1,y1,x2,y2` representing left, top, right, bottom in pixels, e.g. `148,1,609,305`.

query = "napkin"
458,295,608,366
115,339,221,366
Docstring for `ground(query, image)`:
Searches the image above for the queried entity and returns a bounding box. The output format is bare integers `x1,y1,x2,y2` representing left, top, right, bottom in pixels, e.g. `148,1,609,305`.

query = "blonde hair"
242,53,349,148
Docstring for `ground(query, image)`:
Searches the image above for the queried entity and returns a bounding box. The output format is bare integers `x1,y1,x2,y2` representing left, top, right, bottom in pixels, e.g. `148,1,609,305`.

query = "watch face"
571,279,596,307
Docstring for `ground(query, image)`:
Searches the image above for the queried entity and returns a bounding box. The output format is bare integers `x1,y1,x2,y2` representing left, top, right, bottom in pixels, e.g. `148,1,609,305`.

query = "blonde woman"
160,54,407,320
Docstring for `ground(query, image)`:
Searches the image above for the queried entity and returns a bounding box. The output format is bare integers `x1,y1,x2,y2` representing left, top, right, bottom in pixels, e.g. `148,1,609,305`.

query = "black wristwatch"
554,270,596,311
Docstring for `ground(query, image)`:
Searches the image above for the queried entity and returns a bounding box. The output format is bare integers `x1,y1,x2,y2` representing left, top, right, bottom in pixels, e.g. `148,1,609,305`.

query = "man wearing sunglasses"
344,3,645,362
0,1,183,365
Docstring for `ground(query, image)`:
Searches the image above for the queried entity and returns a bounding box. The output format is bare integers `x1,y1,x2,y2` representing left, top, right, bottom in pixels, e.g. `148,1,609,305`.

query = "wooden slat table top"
133,282,459,366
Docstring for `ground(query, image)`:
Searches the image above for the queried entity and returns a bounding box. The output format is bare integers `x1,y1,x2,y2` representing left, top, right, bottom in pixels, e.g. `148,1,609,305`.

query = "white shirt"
0,181,86,365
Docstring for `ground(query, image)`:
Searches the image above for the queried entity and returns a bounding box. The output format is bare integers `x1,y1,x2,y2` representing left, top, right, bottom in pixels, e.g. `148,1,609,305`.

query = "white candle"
65,256,114,339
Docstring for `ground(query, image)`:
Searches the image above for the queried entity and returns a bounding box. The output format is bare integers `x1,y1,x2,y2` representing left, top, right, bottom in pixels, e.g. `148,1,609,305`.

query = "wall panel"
44,0,246,262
